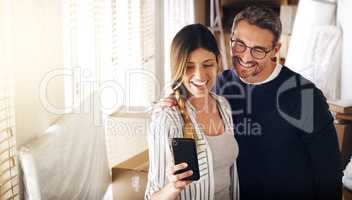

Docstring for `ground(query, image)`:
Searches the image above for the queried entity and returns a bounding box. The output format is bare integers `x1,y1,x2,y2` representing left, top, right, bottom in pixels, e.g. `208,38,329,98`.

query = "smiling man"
216,6,342,200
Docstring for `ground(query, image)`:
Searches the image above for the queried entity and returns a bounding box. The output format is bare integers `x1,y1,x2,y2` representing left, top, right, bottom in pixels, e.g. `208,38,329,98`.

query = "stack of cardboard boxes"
106,106,150,199
112,150,149,199
328,100,352,167
328,100,352,200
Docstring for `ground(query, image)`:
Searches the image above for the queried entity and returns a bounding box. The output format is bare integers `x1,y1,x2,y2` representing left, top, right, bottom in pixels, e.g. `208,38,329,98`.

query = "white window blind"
0,1,19,198
64,0,161,113
63,0,111,112
111,0,159,108
0,80,18,200
163,0,195,84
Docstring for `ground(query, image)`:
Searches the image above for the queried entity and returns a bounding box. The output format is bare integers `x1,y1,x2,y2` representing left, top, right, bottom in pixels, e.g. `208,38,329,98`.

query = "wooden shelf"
336,113,352,122
344,187,352,200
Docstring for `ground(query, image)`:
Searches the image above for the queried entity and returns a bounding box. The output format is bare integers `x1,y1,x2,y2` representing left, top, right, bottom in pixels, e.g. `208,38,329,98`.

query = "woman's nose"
194,66,206,79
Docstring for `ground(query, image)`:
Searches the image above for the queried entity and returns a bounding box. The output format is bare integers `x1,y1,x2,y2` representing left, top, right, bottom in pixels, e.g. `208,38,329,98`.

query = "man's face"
230,20,280,83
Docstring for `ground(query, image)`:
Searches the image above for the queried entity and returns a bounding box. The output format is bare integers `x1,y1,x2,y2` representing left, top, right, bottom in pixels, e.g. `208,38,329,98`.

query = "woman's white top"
207,132,237,200
145,92,239,200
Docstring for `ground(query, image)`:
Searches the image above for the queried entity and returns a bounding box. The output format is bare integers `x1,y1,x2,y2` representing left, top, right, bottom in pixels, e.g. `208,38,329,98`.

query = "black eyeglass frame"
230,38,274,60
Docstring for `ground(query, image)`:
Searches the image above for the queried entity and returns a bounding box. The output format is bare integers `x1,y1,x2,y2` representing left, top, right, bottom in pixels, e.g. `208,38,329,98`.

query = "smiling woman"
145,24,239,200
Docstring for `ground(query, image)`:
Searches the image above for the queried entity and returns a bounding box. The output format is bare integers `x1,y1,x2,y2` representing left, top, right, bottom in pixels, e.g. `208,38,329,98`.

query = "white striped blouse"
145,93,240,200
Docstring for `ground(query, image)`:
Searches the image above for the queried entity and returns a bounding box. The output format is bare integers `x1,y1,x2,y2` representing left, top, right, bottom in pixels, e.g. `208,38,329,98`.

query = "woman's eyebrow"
202,59,216,63
187,59,216,64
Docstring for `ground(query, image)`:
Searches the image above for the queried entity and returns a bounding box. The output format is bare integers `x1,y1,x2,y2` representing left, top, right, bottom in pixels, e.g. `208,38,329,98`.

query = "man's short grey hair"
231,6,282,46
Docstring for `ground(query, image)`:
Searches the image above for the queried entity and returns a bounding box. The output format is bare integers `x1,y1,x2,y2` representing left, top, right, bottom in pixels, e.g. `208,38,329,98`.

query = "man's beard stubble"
232,56,263,79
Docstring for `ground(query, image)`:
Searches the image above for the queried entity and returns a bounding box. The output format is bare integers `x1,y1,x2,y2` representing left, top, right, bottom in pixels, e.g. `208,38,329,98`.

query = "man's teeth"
239,59,254,68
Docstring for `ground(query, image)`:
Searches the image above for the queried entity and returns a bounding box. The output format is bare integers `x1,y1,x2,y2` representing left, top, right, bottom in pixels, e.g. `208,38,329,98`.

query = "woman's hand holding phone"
167,162,193,189
152,162,193,200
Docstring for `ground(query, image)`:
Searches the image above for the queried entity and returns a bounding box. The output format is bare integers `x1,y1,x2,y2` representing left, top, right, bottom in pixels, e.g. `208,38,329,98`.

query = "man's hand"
151,95,178,114
158,96,177,108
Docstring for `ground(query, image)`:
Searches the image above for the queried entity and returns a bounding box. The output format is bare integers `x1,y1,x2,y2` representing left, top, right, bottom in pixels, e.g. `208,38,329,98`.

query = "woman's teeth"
191,80,207,87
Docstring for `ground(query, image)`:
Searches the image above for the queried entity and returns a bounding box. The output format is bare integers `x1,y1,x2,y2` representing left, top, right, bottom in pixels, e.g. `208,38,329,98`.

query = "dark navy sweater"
216,66,342,200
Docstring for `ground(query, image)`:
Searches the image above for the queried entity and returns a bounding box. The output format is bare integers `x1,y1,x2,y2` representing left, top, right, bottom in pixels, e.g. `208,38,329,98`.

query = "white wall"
338,0,352,99
8,0,64,147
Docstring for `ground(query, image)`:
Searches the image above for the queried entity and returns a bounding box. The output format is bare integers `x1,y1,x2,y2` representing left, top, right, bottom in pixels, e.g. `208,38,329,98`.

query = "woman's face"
182,48,218,98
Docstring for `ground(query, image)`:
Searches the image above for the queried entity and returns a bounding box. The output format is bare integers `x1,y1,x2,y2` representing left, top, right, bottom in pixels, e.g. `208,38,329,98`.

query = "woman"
145,24,239,200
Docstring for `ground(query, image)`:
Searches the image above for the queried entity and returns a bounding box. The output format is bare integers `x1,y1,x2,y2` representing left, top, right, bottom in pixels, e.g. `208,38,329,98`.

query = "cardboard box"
106,106,150,168
328,99,352,114
112,150,149,200
344,187,352,200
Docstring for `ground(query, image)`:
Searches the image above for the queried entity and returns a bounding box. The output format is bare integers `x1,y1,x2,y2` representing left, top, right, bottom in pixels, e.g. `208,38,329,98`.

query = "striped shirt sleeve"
145,108,181,199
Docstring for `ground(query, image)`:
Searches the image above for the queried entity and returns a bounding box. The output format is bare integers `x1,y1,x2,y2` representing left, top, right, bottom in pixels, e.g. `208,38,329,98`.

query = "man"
159,6,342,200
216,6,341,200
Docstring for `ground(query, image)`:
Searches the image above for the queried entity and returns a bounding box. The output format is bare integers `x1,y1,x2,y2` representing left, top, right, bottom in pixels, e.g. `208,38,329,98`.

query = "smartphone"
171,138,200,181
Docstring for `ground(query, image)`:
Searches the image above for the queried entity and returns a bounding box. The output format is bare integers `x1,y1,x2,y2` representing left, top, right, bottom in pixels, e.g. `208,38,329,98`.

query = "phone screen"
171,138,200,181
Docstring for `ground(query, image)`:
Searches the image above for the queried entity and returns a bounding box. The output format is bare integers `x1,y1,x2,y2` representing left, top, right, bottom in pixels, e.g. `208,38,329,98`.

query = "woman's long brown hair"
170,24,221,138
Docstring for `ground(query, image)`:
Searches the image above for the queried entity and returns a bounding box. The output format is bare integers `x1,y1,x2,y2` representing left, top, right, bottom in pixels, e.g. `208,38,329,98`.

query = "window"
63,0,195,113
0,1,19,198
0,80,18,200
109,0,162,108
63,0,112,112
63,0,163,113
163,0,195,84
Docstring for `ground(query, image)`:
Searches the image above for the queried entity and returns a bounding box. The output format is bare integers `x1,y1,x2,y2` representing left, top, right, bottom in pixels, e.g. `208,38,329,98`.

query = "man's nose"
240,48,254,62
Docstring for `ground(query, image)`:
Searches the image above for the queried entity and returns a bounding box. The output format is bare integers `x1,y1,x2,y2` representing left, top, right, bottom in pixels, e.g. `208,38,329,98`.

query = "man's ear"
270,42,281,60
273,42,281,54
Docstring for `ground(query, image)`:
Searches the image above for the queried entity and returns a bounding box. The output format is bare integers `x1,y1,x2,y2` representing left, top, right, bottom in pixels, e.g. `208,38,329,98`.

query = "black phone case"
171,138,200,181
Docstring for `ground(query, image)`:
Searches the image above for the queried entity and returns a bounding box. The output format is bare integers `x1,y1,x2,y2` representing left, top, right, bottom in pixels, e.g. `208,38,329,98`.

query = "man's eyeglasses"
230,38,273,60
